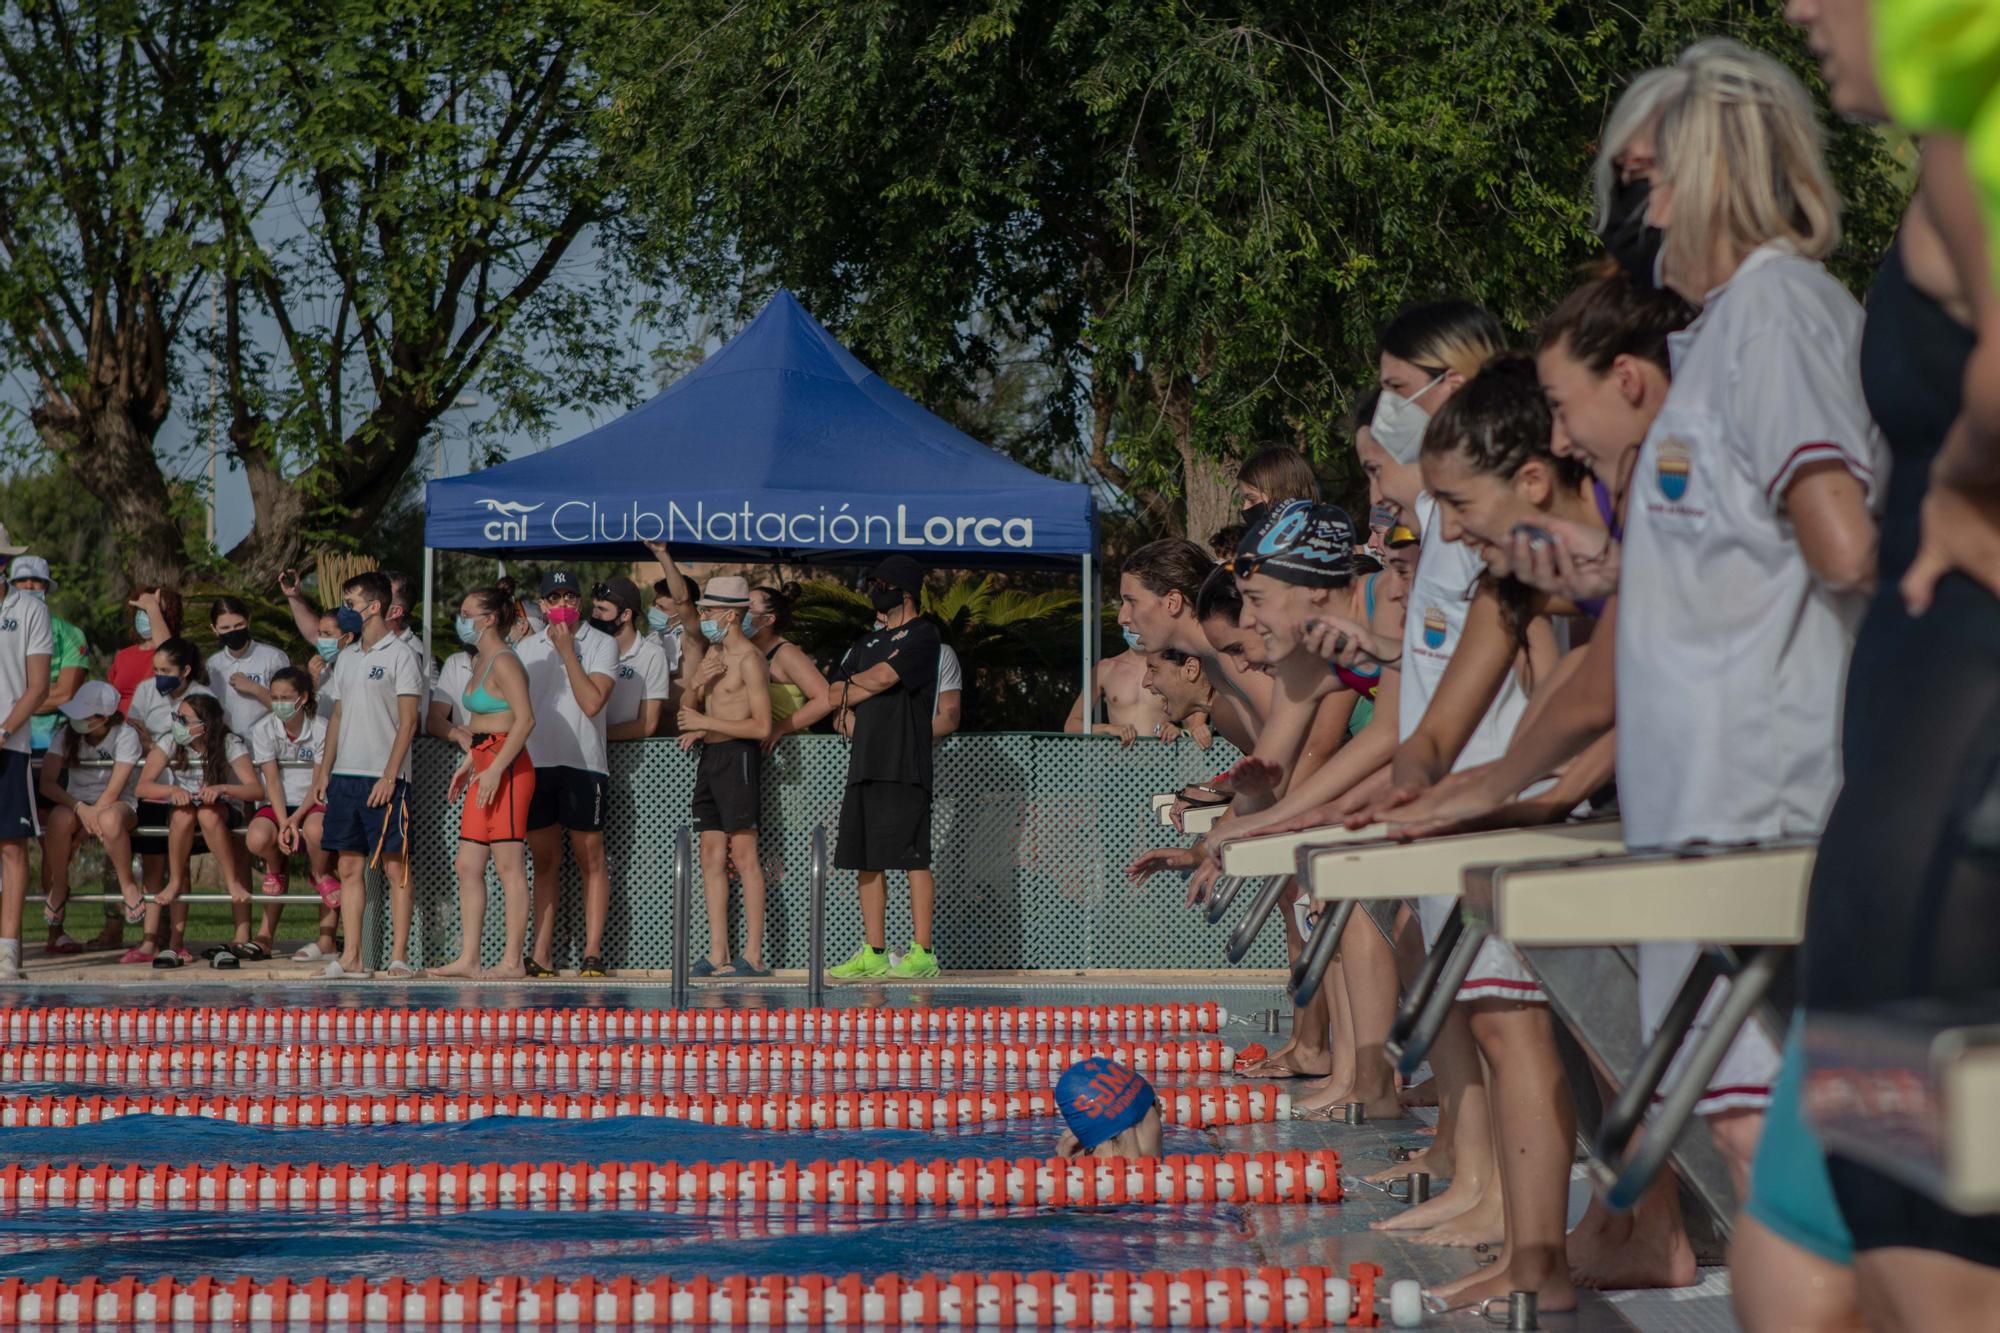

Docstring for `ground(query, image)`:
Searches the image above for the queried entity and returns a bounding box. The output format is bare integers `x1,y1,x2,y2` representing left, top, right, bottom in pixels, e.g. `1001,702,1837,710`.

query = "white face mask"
1370,371,1446,464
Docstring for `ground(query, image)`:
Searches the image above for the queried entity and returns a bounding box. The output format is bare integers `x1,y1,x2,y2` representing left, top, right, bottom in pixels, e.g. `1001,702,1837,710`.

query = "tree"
610,1,1906,540
0,0,640,587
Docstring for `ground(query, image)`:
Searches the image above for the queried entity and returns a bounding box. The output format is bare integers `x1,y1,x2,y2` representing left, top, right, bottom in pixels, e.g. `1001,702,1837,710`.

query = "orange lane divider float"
0,1263,1431,1328
0,1148,1340,1210
0,1040,1234,1086
0,1003,1227,1045
0,1084,1291,1129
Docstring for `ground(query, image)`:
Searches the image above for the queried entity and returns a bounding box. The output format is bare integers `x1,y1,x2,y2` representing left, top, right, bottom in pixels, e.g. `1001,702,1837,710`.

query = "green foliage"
0,0,643,587
610,0,1908,539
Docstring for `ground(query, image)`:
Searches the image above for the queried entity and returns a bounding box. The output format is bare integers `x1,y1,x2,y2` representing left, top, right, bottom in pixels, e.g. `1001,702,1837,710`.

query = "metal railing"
670,826,692,1009
806,824,828,1007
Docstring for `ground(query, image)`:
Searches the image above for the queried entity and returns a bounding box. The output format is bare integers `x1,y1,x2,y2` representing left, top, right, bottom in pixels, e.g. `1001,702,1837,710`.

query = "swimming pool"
0,985,1410,1327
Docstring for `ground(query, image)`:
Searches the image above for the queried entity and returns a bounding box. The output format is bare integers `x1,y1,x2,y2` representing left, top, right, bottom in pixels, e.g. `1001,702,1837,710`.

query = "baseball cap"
1233,500,1355,588
58,680,120,724
697,575,751,608
595,575,643,618
869,555,924,597
1056,1058,1157,1151
538,569,577,598
7,554,52,587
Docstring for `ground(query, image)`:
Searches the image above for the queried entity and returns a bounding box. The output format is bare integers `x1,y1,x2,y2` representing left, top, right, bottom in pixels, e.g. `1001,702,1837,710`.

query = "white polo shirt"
1398,492,1530,767
150,732,252,798
0,590,53,755
206,639,292,739
250,711,330,807
515,622,618,774
934,643,962,720
125,679,216,747
1616,243,1886,850
52,721,144,807
434,651,473,730
607,634,671,727
327,634,424,781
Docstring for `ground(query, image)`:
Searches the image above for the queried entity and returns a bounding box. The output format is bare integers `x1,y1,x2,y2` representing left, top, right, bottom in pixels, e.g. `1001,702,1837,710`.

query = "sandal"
524,959,557,979
151,949,191,970
41,935,84,957
719,955,772,979
1230,1042,1270,1074
119,945,158,965
314,875,342,910
578,956,607,979
260,872,286,896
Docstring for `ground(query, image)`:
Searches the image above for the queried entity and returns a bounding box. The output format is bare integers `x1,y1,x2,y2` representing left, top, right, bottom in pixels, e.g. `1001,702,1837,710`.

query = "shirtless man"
675,577,773,978
1142,650,1215,747
1062,649,1170,744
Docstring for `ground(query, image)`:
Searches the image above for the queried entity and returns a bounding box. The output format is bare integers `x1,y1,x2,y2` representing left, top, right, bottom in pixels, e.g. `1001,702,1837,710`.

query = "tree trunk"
1149,367,1235,545
33,402,188,590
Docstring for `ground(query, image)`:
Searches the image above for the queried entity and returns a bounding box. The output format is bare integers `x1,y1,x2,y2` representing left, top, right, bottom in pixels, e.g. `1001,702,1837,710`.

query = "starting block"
1469,840,1815,1219
1805,998,2000,1216
1181,803,1230,836
1220,822,1387,878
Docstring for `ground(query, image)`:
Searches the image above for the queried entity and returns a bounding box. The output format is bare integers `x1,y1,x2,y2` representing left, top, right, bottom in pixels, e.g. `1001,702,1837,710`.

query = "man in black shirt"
827,555,942,979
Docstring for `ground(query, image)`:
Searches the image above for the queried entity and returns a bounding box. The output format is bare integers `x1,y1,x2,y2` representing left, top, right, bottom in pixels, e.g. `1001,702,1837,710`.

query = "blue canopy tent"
421,290,1103,711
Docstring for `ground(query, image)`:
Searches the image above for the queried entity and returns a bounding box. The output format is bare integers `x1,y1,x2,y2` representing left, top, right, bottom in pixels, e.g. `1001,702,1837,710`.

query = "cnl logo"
1422,607,1448,650
1656,436,1693,502
478,499,543,542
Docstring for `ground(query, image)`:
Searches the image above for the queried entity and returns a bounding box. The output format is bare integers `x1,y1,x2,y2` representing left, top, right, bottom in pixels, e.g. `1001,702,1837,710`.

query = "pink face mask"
545,606,580,627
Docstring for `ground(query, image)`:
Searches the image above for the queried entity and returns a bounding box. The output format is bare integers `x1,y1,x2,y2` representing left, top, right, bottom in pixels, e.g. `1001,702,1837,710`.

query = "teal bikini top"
462,652,513,716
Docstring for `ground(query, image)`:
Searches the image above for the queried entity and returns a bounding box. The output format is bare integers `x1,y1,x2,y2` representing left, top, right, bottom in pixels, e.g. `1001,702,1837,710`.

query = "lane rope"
0,1084,1291,1129
0,1148,1340,1210
0,1003,1227,1046
0,1263,1412,1328
0,1040,1234,1086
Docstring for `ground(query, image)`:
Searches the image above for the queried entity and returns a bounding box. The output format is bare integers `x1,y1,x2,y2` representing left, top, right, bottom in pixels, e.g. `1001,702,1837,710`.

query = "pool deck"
0,968,1741,1331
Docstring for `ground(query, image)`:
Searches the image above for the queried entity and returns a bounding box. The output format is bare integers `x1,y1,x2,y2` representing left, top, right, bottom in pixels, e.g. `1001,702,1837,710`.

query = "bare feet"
1437,1253,1578,1314
481,962,527,980
1238,1037,1331,1079
1370,1171,1486,1234
1213,755,1284,796
1568,1201,1698,1290
1364,1134,1447,1185
1414,1186,1506,1249
427,957,482,979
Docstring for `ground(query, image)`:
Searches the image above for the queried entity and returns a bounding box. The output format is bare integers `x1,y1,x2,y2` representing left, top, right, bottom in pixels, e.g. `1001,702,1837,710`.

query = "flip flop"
118,946,157,965
41,935,84,957
1230,1042,1270,1074
719,955,772,979
122,900,148,925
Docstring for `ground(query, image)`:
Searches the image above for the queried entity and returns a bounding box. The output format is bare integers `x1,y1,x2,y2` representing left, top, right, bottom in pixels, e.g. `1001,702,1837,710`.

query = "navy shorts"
0,749,36,841
321,774,409,860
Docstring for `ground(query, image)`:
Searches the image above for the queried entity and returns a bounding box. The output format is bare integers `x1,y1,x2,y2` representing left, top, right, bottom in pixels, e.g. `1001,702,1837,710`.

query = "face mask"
153,673,183,697
1122,627,1144,653
315,637,340,663
454,615,481,647
335,606,365,636
1370,372,1445,465
134,610,152,640
271,699,299,722
699,619,727,644
646,608,672,634
868,586,904,613
1601,175,1664,291
170,720,195,745
20,588,43,602
588,615,621,636
741,612,769,636
544,605,579,627
218,628,251,653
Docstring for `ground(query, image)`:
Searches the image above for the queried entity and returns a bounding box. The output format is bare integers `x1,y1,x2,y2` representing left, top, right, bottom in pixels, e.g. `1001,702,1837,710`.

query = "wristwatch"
0,727,13,744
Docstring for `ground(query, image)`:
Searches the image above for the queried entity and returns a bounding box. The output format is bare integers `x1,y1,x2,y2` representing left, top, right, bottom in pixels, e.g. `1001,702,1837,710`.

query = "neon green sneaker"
887,943,940,979
828,945,890,980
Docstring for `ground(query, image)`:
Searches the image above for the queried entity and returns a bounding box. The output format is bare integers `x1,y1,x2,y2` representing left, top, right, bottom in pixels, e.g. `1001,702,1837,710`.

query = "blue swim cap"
1056,1058,1156,1150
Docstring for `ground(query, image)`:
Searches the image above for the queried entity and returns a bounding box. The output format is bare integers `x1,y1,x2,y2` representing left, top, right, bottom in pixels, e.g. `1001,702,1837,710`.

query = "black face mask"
868,586,905,614
1601,175,1663,290
588,615,621,637
218,628,251,653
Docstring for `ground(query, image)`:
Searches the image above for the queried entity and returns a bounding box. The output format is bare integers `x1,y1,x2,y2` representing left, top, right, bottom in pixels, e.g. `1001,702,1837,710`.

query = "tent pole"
421,547,435,667
1080,553,1094,737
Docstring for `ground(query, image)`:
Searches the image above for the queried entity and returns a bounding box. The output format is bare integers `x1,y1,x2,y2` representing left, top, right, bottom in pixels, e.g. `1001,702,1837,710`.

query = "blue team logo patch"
1656,436,1692,502
1422,607,1448,650
368,666,384,681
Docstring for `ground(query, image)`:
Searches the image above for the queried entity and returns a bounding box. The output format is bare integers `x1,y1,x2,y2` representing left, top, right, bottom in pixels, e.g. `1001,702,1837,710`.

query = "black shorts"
691,740,760,833
0,749,36,841
834,780,931,871
527,765,607,834
133,800,172,857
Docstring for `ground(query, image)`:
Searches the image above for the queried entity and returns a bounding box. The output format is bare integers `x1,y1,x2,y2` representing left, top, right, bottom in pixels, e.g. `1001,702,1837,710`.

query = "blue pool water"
0,984,1310,1286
